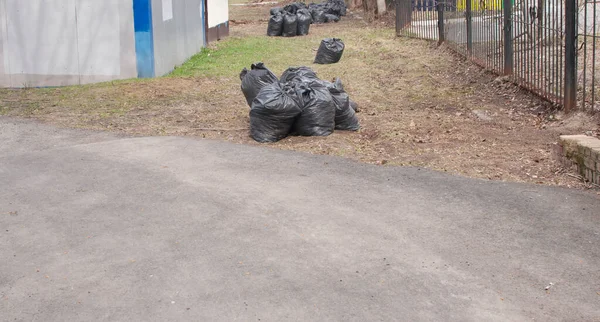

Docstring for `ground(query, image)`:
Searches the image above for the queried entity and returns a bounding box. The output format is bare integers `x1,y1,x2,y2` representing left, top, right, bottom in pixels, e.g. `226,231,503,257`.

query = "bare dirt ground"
1,0,599,189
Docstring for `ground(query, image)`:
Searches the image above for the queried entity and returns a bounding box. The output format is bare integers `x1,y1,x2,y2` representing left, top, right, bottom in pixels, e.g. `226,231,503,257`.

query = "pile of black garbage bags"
240,62,360,143
268,0,348,37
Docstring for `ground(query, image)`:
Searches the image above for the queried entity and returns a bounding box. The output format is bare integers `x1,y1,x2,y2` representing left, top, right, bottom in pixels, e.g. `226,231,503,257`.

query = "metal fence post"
396,0,412,36
564,0,577,111
466,0,472,55
396,0,402,36
437,1,445,44
503,0,513,75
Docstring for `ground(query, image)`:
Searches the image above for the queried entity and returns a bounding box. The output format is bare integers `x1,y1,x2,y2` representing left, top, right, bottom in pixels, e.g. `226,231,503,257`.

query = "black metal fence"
396,0,600,112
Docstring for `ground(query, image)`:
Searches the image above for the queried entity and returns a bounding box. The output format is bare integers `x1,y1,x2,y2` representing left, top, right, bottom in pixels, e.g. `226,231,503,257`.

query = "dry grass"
0,0,599,189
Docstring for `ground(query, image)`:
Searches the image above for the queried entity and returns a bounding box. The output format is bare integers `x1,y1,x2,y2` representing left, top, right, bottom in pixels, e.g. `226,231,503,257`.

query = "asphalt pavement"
1,117,599,321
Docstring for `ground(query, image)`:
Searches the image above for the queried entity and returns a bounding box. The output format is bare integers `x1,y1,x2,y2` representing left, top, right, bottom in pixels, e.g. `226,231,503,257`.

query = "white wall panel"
0,0,9,86
76,0,121,76
207,0,228,28
5,0,79,76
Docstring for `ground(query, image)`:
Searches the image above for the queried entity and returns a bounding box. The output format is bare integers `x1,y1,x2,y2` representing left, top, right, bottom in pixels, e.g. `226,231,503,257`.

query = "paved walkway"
1,117,599,321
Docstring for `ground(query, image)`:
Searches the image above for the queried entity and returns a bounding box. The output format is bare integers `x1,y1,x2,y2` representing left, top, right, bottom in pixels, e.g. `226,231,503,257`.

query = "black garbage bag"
250,83,303,143
284,2,306,14
311,9,327,23
324,14,340,22
296,10,312,36
270,7,283,15
283,4,297,14
298,8,313,22
240,62,279,107
326,0,346,16
280,66,319,84
267,14,284,36
350,100,359,112
325,78,359,130
314,38,345,64
297,2,308,10
339,4,347,16
292,81,336,136
282,13,298,37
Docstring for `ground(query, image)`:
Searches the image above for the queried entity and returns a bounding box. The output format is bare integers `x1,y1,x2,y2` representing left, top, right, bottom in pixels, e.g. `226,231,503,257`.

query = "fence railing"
396,0,600,112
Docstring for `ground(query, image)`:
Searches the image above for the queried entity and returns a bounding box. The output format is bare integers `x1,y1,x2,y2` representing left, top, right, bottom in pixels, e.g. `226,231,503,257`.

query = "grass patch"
170,35,319,78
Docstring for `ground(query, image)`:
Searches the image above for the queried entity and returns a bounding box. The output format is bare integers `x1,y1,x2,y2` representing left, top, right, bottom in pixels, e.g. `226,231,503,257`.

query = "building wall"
207,0,228,28
205,0,229,43
0,0,137,87
150,0,205,76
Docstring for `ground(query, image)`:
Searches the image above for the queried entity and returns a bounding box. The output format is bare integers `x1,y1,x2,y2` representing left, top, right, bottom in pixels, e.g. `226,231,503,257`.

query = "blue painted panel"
133,0,155,78
201,0,207,47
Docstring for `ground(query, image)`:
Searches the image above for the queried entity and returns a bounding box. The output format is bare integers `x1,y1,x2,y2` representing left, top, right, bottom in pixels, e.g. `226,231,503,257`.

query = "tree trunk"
363,0,377,14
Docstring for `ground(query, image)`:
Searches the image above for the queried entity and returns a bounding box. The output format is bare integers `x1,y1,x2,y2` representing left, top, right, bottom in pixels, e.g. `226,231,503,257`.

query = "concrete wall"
0,0,137,87
151,0,205,76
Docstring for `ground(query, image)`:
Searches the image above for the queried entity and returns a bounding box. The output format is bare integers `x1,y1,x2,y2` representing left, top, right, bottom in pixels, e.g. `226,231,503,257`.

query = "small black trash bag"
311,9,327,23
292,81,336,136
324,14,340,22
314,38,345,64
325,78,359,131
270,7,283,15
296,10,311,35
326,0,346,16
349,100,359,112
267,14,284,36
250,83,303,143
240,63,279,107
284,2,307,14
282,13,298,37
280,66,318,84
333,0,347,16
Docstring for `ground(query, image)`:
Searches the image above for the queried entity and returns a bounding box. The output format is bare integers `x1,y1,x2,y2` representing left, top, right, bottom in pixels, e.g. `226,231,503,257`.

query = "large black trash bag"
297,8,313,23
270,7,283,15
250,83,303,143
240,63,279,107
314,38,345,64
324,14,340,22
280,66,319,84
267,14,284,36
282,13,298,37
292,81,336,136
325,78,360,131
310,9,327,23
296,10,311,35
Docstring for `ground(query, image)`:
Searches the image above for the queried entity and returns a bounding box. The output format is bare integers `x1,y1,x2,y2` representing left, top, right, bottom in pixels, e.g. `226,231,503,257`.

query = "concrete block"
593,147,600,161
590,170,600,184
584,157,596,170
557,135,600,184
